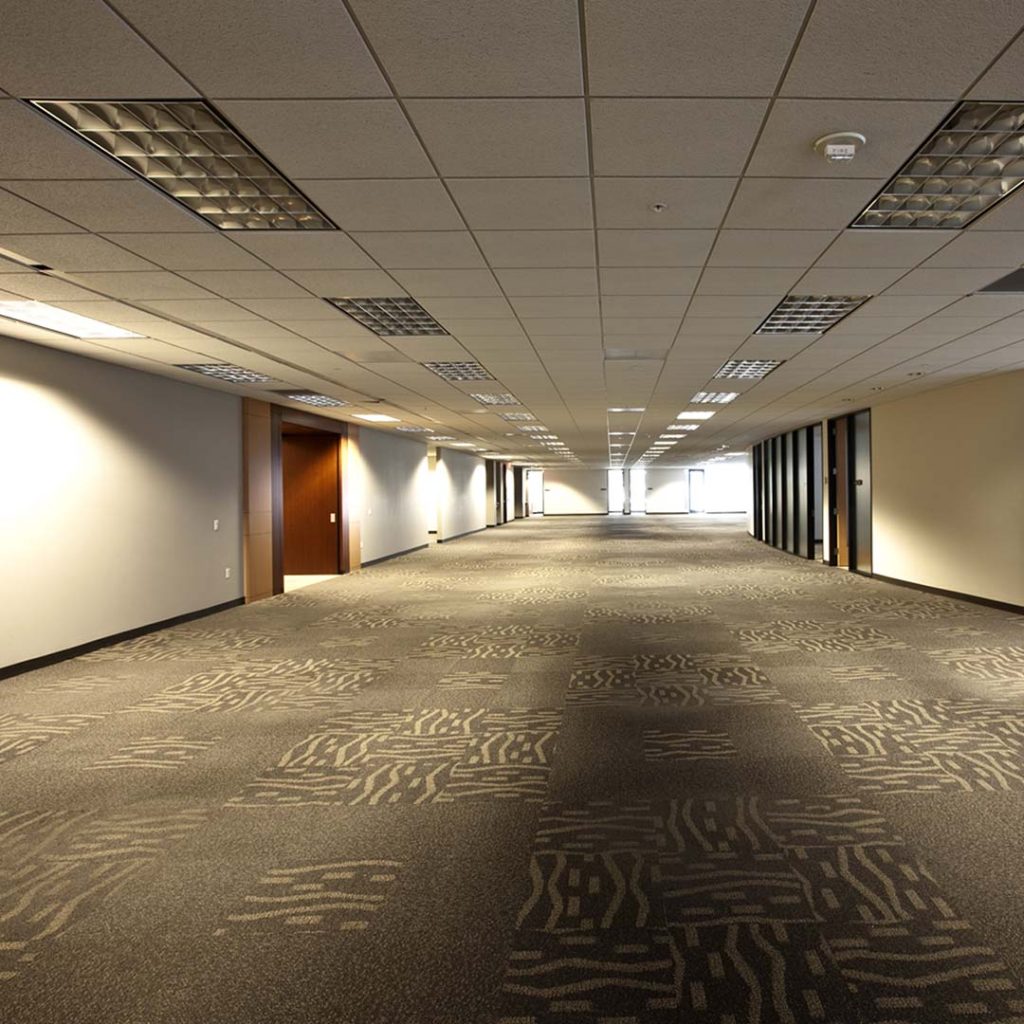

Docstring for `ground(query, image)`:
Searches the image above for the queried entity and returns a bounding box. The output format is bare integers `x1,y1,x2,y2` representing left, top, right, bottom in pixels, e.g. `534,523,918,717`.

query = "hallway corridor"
2,517,1024,1023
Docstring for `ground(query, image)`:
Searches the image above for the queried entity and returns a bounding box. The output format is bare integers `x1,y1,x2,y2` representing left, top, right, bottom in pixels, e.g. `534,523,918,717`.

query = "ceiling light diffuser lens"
755,295,870,334
32,99,334,231
853,101,1024,229
328,297,446,336
691,391,739,404
177,363,278,384
423,361,493,382
0,300,143,339
714,359,783,380
277,390,347,408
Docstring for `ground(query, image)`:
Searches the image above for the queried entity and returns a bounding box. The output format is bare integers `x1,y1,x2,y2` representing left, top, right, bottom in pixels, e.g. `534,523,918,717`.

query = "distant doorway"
688,469,705,512
281,423,341,581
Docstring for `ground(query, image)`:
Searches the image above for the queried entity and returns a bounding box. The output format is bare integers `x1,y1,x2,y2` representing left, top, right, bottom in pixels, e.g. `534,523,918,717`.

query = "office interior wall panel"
873,371,1024,607
542,469,609,515
0,334,243,669
645,468,689,513
437,448,487,541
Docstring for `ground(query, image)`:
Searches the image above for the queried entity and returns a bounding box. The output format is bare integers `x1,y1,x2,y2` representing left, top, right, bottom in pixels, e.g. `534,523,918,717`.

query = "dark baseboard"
869,572,1024,616
542,512,610,516
0,598,245,681
438,526,487,543
361,542,429,567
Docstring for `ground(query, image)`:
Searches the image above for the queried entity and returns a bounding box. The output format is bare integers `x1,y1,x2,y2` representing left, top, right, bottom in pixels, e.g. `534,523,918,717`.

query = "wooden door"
850,409,872,573
830,417,850,568
282,434,340,574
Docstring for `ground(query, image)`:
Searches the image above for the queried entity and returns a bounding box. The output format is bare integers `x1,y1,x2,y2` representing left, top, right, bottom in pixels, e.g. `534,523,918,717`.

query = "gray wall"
0,335,243,669
436,448,487,540
357,427,431,564
542,468,608,514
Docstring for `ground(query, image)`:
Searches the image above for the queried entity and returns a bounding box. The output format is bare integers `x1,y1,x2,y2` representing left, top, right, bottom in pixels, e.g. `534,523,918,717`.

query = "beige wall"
646,468,689,513
872,370,1024,606
543,469,608,515
0,335,243,669
436,448,487,540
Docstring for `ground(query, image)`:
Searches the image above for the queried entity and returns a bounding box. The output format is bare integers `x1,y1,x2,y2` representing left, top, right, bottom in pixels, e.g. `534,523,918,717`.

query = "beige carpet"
2,515,1024,1023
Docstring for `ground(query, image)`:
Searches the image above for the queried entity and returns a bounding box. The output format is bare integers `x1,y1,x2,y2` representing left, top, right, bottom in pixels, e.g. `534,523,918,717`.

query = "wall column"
242,398,273,602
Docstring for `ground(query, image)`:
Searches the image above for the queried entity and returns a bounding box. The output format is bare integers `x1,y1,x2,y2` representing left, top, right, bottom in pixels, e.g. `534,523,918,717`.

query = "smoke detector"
813,131,867,162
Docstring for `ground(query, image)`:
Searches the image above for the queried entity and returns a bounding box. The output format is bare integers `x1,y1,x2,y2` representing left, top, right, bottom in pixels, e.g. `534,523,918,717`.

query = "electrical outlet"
213,519,219,531
224,567,231,579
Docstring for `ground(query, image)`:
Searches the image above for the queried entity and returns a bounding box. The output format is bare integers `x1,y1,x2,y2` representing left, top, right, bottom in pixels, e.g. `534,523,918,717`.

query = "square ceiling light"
423,361,493,382
33,100,334,230
755,295,870,334
669,424,700,431
328,297,447,336
0,300,142,339
853,101,1024,229
691,391,738,404
499,411,535,421
714,359,783,380
396,425,430,432
354,412,400,423
275,390,347,408
677,411,716,420
517,424,546,432
177,363,280,385
468,392,519,405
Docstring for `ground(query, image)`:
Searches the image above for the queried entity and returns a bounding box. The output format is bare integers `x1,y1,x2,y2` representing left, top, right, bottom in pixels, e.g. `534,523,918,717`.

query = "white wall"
0,335,243,670
543,469,608,514
872,371,1024,607
356,427,430,564
706,458,751,513
646,468,689,513
436,448,487,540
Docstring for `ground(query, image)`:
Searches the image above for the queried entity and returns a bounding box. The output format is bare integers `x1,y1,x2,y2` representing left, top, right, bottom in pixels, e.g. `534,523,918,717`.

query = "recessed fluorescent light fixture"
32,99,334,230
669,424,700,432
353,413,400,423
395,425,430,433
427,435,455,441
853,101,1024,229
517,424,546,432
422,361,492,382
275,390,348,408
608,407,645,412
0,300,143,339
691,391,739,404
755,295,870,334
469,392,519,405
328,297,446,336
177,363,278,385
499,411,535,422
677,411,716,420
715,359,783,380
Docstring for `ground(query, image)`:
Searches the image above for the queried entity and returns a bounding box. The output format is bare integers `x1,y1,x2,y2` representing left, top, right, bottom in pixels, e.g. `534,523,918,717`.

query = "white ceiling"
1,0,1024,466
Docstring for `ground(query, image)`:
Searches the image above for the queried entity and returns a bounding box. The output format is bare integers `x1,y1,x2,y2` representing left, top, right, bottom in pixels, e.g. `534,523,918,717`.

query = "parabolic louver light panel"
276,390,348,408
469,392,520,405
422,361,493,382
177,363,280,385
755,295,870,334
327,297,447,336
853,101,1024,229
714,359,783,380
32,100,335,230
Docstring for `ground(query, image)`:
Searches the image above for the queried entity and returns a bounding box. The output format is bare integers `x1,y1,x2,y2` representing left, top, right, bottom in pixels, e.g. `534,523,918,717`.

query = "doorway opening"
827,410,872,572
629,468,647,513
688,468,705,512
527,470,544,515
280,421,342,593
607,469,625,513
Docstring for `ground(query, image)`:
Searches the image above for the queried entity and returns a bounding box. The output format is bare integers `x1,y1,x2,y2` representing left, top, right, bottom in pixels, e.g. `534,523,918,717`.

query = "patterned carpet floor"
2,515,1024,1023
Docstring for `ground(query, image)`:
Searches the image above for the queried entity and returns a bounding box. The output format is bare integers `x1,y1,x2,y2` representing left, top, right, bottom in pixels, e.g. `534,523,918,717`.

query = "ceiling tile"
110,0,387,97
476,231,594,268
599,268,700,295
815,229,957,268
594,178,735,229
495,268,598,296
447,179,592,230
597,230,715,267
521,317,602,335
793,267,909,294
585,0,807,96
235,298,342,320
354,232,485,269
696,267,802,295
215,100,433,178
0,0,193,96
747,100,952,178
99,233,267,271
0,273,109,302
390,269,502,296
3,180,204,233
349,0,582,96
590,99,768,175
920,232,1024,268
0,189,85,233
724,178,885,230
884,267,1011,295
782,0,1022,98
283,270,406,297
405,100,589,176
708,230,838,270
277,319,377,340
228,233,377,270
0,234,155,272
69,271,215,300
510,297,600,318
177,270,311,299
600,295,690,317
298,179,464,231
418,297,514,319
